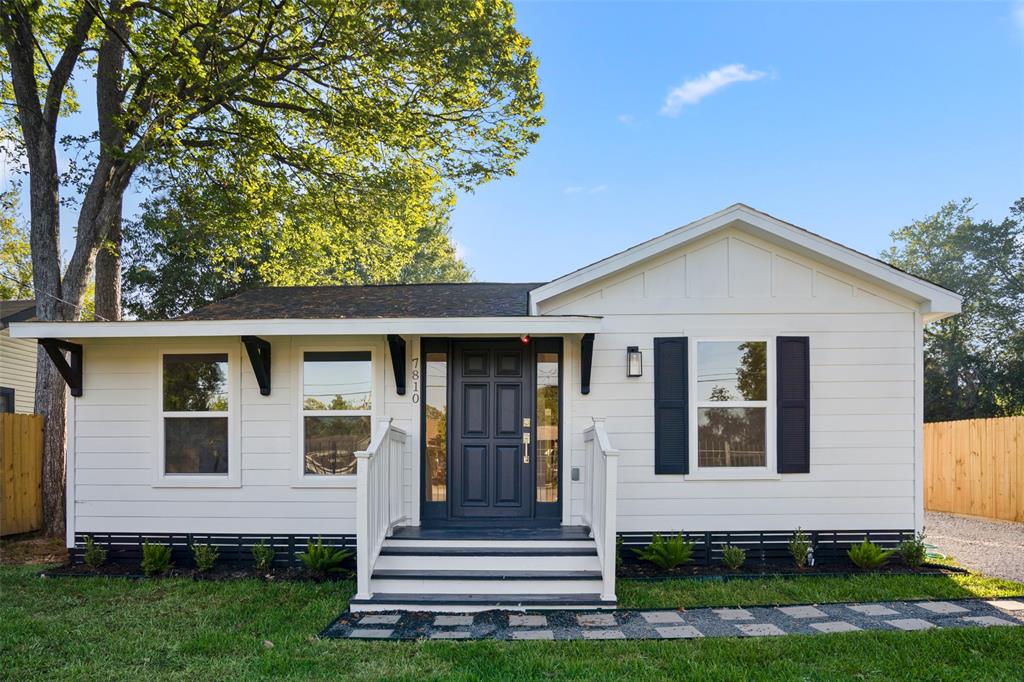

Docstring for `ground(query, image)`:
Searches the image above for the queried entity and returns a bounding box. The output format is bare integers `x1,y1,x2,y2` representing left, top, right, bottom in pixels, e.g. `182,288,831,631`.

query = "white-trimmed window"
691,339,774,474
299,351,373,479
158,350,239,486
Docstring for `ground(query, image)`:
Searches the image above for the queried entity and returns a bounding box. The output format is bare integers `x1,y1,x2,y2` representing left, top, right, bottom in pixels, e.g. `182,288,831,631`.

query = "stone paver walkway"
321,598,1023,641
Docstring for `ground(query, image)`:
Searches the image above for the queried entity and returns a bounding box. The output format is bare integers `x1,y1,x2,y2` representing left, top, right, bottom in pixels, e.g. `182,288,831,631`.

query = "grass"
2,564,1023,681
617,572,1024,609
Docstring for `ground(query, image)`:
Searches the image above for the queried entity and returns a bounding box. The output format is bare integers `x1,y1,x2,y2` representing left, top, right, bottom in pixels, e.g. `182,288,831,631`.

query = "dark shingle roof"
180,283,545,320
0,299,35,329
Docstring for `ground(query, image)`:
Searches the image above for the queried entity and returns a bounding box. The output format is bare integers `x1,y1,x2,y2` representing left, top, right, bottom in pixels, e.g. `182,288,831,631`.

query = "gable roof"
182,283,545,320
529,204,962,320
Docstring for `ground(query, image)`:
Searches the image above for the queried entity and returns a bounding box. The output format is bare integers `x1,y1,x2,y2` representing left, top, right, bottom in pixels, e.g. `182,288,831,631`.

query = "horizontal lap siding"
73,337,369,536
0,333,38,413
546,229,920,533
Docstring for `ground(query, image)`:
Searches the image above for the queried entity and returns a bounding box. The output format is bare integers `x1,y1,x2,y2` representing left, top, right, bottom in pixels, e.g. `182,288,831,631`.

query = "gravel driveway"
925,511,1024,583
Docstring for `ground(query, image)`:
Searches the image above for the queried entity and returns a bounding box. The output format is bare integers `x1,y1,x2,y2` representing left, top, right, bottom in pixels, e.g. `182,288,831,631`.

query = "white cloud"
660,64,767,117
563,184,607,195
617,113,635,125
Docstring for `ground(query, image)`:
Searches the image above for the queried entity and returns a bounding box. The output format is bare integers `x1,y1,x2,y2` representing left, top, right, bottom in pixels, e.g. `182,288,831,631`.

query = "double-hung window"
693,339,773,473
159,351,238,485
299,351,373,480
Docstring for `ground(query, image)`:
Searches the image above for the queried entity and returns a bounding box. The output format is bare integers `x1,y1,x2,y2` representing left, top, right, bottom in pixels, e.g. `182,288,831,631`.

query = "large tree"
122,148,471,320
882,198,1024,421
1,0,542,535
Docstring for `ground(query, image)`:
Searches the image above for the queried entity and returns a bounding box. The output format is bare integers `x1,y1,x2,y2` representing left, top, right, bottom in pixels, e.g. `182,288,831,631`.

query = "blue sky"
4,2,1022,286
450,1,1024,282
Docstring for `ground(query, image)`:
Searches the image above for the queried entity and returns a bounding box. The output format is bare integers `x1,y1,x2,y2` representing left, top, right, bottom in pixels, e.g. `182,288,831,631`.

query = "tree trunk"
94,206,122,321
35,355,68,537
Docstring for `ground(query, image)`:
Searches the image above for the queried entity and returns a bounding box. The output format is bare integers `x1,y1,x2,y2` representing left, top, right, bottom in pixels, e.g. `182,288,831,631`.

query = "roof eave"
8,315,603,340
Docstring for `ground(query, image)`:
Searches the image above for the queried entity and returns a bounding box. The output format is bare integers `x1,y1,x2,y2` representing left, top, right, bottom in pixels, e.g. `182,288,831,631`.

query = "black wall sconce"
626,346,643,377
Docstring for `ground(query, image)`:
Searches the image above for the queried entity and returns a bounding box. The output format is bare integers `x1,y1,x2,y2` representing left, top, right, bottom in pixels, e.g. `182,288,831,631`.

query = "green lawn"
2,565,1023,681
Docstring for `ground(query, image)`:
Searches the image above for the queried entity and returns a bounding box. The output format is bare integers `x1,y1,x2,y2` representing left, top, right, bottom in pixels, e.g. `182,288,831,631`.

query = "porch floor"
390,525,591,541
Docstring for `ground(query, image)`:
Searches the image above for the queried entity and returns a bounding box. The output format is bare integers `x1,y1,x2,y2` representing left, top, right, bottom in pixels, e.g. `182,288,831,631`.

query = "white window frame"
686,336,778,481
292,343,377,488
154,344,241,488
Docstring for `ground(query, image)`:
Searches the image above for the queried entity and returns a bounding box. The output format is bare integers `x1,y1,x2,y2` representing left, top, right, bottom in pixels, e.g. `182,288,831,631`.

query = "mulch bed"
39,562,354,582
617,561,964,580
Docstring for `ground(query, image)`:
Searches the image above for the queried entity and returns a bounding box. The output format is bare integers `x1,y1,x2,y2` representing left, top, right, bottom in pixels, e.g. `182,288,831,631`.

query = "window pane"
536,351,560,503
697,341,767,401
165,417,228,474
163,354,228,411
697,407,766,467
424,351,447,502
303,415,371,475
303,351,371,411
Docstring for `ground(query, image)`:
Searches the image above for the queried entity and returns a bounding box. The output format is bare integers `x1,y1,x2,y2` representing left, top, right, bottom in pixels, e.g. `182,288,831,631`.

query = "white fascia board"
529,204,963,315
8,316,602,340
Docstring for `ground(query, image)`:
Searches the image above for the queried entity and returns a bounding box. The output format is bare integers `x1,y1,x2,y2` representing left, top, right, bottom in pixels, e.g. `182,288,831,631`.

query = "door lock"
523,432,531,463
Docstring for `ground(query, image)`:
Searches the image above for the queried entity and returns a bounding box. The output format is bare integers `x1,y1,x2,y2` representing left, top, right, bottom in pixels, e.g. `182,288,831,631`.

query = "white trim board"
10,316,603,340
529,204,962,319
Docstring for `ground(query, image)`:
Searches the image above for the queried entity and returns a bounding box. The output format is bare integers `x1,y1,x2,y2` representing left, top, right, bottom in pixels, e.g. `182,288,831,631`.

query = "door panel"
451,340,533,521
461,384,488,437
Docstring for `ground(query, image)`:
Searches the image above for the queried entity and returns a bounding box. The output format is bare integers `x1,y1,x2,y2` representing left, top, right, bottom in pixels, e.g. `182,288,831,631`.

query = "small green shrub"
140,542,173,576
898,531,928,568
82,536,107,569
252,541,276,571
720,544,746,571
191,543,219,572
789,528,813,569
634,532,695,570
298,538,352,575
848,539,895,570
615,536,624,572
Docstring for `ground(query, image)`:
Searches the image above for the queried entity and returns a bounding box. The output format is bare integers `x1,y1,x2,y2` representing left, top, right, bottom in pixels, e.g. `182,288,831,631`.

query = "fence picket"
0,413,44,535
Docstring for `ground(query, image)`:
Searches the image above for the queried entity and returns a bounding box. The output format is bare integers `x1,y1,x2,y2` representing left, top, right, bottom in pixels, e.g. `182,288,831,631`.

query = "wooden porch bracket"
39,338,83,397
241,336,272,396
580,333,595,395
386,334,407,395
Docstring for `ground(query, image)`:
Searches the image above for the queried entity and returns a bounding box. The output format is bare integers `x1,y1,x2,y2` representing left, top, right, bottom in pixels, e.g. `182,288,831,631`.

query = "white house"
10,205,961,611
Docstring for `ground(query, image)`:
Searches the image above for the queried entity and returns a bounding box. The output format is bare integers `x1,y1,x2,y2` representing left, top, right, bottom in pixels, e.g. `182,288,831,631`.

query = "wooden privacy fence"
1,413,44,536
925,416,1023,523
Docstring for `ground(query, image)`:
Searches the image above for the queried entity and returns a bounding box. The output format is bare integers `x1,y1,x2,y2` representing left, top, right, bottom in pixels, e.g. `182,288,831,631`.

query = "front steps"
349,527,615,613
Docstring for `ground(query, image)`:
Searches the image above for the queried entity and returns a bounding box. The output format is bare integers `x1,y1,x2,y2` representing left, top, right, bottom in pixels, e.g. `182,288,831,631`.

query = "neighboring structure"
10,205,962,611
1,300,37,413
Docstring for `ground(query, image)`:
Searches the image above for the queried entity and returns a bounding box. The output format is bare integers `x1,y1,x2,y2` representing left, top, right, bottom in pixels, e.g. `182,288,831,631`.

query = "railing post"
353,448,372,600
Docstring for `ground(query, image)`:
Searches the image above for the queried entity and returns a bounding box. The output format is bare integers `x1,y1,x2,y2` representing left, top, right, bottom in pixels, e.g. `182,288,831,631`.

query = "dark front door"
450,340,533,521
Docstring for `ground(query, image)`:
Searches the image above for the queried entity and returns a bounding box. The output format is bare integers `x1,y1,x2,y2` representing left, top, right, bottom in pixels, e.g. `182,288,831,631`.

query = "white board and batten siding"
71,335,420,537
541,227,925,534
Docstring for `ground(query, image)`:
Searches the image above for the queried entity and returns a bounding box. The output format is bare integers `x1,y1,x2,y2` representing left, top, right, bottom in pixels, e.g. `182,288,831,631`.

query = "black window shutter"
654,337,688,474
777,336,810,473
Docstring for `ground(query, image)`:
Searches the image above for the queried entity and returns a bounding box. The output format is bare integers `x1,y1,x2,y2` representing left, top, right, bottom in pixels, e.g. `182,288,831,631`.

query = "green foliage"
0,189,32,300
882,198,1024,419
140,542,173,577
82,536,106,570
898,532,929,568
720,544,746,571
251,541,275,572
789,528,812,569
191,544,219,573
848,539,895,570
297,538,352,576
634,532,695,570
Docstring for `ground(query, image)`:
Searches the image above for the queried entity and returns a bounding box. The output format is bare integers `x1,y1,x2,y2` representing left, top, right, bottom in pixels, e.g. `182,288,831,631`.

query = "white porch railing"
354,417,408,600
582,418,619,602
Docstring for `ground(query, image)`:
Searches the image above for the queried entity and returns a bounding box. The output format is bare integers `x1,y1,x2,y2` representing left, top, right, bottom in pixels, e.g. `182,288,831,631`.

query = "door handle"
523,432,531,463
